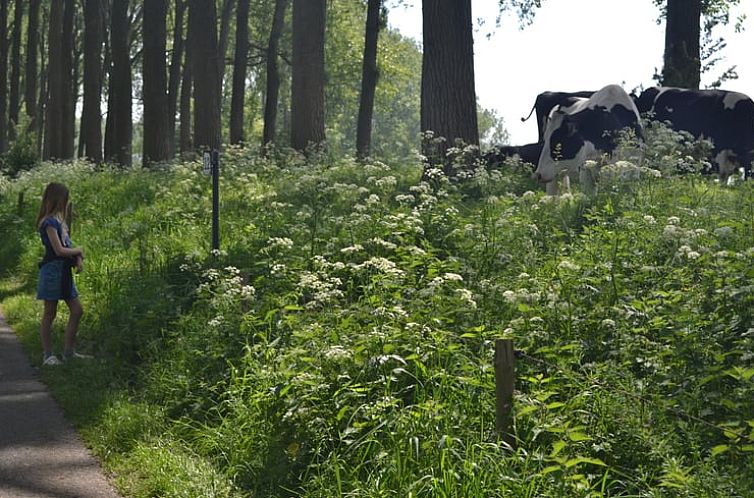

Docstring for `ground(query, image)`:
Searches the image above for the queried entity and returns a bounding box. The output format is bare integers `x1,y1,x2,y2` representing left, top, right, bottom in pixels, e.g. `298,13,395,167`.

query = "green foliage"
1,116,40,178
2,134,754,497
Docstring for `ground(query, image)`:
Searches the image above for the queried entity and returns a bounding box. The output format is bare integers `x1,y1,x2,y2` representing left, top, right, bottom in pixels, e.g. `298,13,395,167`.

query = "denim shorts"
36,260,79,301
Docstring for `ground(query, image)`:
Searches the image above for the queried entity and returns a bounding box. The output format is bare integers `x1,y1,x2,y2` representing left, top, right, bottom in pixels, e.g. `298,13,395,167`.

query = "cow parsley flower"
455,288,477,309
340,244,364,254
266,237,294,251
558,260,580,272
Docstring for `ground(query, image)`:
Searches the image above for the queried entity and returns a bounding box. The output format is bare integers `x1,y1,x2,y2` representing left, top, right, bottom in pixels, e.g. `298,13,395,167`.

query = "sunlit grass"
1,138,753,496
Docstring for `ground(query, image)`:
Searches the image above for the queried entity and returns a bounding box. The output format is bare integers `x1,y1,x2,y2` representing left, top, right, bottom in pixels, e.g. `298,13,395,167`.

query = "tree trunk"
44,0,65,160
61,0,76,159
229,0,249,145
73,10,83,158
179,7,193,155
82,0,103,162
106,0,132,166
189,0,220,150
290,0,325,152
8,0,23,139
24,0,39,125
421,0,479,171
262,0,288,148
0,0,8,153
143,0,171,166
217,0,234,89
662,0,701,89
167,0,185,155
356,0,382,160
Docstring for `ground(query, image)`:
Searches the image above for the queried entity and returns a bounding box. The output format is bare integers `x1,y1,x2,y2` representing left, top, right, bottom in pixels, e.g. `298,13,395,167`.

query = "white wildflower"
340,244,364,254
558,260,580,272
455,288,477,309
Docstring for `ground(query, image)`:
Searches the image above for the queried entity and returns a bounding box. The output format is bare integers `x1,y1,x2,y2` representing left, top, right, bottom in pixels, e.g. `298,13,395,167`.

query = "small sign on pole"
202,151,212,176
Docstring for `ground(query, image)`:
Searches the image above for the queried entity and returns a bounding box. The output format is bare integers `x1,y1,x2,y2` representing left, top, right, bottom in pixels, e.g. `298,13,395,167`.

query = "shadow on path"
0,312,121,498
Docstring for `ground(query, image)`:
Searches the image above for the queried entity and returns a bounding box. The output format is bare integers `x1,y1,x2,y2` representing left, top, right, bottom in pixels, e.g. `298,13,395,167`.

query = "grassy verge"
1,141,754,497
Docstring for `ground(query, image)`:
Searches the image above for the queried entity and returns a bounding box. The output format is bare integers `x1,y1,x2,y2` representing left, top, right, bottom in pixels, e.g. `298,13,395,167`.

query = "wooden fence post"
16,191,24,215
65,201,73,235
495,338,516,449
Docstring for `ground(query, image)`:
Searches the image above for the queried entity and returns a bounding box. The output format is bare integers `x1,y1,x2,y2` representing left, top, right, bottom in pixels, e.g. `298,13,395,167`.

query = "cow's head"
534,109,596,184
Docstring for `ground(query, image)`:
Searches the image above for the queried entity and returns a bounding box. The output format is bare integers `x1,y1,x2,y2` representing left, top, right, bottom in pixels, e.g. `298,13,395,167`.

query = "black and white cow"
534,84,642,184
634,87,754,178
483,142,543,168
521,91,595,142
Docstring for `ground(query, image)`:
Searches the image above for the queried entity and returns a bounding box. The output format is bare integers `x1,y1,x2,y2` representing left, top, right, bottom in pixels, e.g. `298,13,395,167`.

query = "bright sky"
387,0,753,145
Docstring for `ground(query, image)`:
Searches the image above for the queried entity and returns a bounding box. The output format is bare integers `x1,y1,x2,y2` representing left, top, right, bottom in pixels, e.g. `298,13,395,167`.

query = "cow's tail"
520,104,536,122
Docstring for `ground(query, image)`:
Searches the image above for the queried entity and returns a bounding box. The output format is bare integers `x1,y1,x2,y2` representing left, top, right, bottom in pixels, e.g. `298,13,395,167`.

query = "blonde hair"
36,182,70,229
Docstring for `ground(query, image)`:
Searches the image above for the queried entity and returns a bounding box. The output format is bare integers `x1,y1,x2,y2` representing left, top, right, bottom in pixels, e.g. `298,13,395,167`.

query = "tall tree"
8,0,23,137
105,0,132,166
0,0,8,153
662,0,701,88
44,0,65,160
421,0,479,169
167,0,186,154
61,0,76,158
143,0,171,165
356,0,383,160
229,0,249,144
290,0,326,152
82,0,104,162
24,0,39,124
179,7,193,155
217,0,234,87
189,0,220,150
262,0,289,148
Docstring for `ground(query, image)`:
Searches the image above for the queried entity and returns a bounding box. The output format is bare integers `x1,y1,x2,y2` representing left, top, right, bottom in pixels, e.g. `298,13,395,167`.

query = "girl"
36,182,86,365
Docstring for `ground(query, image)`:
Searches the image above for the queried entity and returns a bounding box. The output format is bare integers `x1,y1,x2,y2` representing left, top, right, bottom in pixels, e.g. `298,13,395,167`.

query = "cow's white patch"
590,84,642,121
715,149,740,179
536,138,598,184
723,92,746,110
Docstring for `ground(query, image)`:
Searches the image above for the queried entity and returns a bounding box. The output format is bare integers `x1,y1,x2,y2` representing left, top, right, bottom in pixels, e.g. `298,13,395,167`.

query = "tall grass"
1,136,753,497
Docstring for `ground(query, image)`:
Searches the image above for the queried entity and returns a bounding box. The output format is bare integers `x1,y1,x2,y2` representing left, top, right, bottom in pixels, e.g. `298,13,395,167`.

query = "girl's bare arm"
46,226,84,259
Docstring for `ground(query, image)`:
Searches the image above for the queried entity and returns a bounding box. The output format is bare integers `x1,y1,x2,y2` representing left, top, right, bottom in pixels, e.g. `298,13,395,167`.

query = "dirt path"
0,312,121,498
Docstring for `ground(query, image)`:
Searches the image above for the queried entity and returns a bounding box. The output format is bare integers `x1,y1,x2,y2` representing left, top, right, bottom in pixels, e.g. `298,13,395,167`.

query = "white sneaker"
64,351,93,361
43,355,63,366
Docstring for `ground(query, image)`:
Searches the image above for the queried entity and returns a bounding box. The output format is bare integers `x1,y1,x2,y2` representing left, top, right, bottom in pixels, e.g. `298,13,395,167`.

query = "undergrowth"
1,140,753,497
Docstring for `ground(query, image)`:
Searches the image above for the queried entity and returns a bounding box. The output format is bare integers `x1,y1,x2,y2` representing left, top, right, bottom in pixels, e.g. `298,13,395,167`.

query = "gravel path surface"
0,312,121,498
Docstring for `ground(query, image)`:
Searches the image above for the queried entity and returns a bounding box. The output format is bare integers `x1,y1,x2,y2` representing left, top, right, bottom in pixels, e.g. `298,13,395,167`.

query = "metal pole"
211,149,220,252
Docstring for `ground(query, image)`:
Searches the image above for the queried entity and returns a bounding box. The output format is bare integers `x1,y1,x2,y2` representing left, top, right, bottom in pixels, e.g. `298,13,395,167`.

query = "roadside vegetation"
1,129,753,497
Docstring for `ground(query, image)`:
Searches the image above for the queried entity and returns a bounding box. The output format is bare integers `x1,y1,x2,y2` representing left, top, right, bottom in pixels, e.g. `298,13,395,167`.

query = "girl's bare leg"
40,300,58,356
63,297,84,355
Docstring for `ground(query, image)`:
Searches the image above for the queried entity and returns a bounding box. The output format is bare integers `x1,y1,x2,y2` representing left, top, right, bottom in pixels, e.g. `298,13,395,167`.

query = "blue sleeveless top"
39,217,73,259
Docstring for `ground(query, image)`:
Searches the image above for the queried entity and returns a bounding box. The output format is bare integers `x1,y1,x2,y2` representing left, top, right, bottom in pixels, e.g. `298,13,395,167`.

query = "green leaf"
550,440,567,457
336,405,349,422
710,444,729,457
516,405,538,416
564,456,606,468
567,432,592,442
540,465,562,475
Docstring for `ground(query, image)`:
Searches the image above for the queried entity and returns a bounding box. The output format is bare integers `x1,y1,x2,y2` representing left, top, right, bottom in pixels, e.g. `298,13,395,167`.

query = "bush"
2,117,40,178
